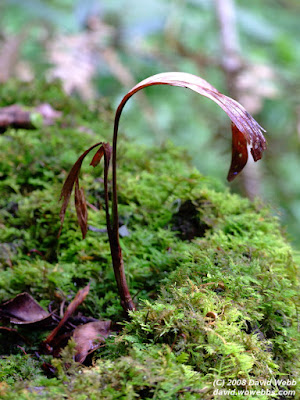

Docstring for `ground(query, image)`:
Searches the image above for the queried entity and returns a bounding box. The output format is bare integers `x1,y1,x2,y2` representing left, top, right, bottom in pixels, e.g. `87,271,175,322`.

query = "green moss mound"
0,81,299,399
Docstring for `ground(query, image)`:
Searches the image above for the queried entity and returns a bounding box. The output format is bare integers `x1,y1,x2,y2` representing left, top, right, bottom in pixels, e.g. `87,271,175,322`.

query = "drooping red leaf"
59,142,103,236
227,123,249,181
74,179,88,239
113,72,266,180
90,142,112,168
90,146,105,167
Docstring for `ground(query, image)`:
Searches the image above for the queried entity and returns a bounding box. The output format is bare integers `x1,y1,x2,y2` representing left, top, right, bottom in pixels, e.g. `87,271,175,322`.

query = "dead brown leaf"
73,320,112,363
0,293,53,326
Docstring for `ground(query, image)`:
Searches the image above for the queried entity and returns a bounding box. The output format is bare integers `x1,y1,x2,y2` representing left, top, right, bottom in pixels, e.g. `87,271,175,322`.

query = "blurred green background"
1,0,300,248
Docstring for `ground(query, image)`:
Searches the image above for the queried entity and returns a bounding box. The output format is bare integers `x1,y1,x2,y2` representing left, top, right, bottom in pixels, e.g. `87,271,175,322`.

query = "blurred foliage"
1,0,300,248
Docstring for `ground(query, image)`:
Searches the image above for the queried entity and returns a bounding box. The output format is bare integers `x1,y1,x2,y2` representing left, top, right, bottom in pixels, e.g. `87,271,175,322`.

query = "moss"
0,354,44,385
0,80,299,399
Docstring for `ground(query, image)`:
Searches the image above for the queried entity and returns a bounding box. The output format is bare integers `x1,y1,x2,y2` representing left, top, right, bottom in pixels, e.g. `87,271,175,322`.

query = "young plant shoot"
59,72,267,313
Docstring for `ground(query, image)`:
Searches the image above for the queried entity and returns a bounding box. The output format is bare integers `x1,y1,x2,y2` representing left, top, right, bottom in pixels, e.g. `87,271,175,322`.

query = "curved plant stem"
110,72,266,313
109,99,137,313
111,86,154,311
103,138,135,312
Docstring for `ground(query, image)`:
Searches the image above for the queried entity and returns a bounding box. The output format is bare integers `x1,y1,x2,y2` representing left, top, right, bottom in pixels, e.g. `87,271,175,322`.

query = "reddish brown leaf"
59,142,103,236
0,293,53,326
44,284,90,345
74,179,88,239
90,142,112,168
227,123,249,181
90,146,105,167
114,72,266,180
73,320,112,363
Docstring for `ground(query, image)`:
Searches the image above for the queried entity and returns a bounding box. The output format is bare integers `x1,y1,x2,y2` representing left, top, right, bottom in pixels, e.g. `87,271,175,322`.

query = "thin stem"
111,83,159,232
103,150,112,238
109,109,135,312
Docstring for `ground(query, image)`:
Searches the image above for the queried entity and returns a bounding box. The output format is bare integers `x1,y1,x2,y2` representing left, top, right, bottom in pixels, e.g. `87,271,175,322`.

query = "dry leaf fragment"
73,320,112,363
0,293,53,326
44,284,90,346
114,72,266,180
